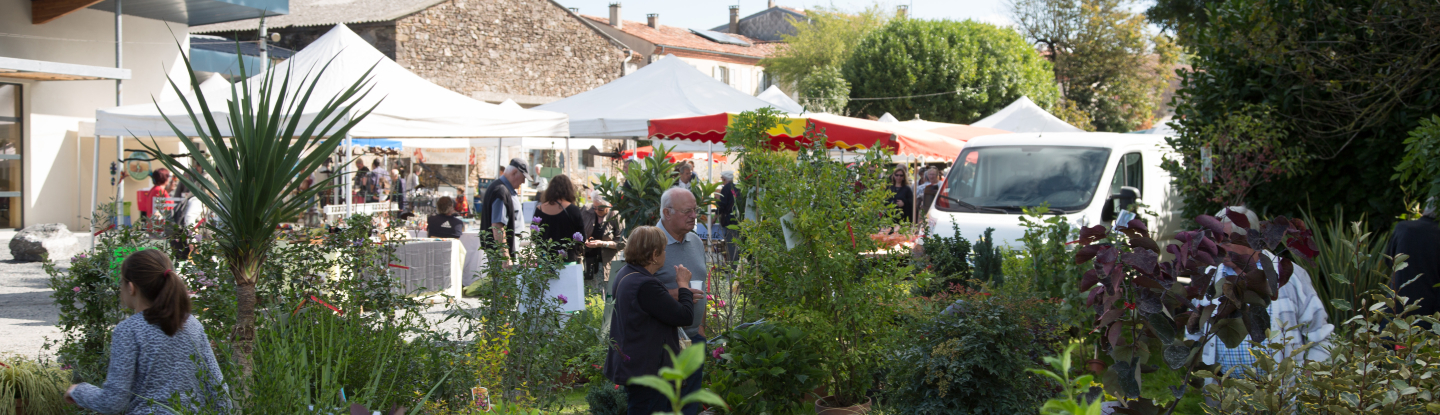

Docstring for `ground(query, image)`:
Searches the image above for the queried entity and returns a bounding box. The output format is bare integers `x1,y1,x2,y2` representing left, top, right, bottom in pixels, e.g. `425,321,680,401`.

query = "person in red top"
139,168,171,222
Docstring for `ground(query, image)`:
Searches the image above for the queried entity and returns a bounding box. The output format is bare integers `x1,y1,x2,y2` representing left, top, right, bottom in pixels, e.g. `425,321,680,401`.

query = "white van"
925,132,1185,247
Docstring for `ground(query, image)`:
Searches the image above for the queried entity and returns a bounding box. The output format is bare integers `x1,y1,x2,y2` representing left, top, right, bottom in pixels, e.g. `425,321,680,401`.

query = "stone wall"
395,0,624,101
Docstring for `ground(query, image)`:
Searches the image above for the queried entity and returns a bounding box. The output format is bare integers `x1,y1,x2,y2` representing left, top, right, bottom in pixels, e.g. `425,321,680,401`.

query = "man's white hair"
659,187,691,220
721,171,734,180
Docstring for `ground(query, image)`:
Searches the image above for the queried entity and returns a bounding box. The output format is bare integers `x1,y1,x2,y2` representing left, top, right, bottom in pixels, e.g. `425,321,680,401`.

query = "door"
0,84,21,229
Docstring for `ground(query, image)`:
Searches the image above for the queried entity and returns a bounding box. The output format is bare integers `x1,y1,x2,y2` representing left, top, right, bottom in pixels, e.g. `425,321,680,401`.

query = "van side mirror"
1101,186,1140,222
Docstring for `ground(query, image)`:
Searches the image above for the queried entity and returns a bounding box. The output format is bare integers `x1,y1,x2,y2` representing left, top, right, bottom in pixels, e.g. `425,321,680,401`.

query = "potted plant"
727,109,909,413
1,356,71,415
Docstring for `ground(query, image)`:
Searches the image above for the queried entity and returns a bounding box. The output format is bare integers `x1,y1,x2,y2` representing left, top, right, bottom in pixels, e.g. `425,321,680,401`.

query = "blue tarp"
351,139,403,149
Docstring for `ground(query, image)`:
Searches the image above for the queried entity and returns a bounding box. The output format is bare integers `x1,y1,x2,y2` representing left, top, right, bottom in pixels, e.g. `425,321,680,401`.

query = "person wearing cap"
582,197,625,292
480,158,531,265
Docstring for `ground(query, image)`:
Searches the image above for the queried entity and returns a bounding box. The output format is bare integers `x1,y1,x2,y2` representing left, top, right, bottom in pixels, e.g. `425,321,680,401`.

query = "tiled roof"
710,6,809,42
581,15,779,59
190,0,450,33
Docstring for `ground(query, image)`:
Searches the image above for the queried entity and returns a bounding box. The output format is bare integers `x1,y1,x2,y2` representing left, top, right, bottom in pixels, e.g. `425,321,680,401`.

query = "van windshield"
937,146,1111,213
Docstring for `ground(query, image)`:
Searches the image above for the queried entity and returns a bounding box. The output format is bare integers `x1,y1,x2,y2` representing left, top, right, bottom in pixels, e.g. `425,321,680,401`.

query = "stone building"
191,0,634,106
711,0,809,43
583,4,780,96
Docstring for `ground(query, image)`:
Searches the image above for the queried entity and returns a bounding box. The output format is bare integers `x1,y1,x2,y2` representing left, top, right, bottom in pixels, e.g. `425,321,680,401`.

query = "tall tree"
1164,0,1440,226
1011,0,1178,133
841,19,1060,123
760,4,891,91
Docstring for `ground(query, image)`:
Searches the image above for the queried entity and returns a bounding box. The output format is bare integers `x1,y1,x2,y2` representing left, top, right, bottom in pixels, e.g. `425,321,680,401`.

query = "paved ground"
0,229,85,358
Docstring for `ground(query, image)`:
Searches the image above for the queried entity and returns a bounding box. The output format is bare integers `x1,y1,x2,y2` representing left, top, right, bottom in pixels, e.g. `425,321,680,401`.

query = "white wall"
674,56,767,96
1,0,191,229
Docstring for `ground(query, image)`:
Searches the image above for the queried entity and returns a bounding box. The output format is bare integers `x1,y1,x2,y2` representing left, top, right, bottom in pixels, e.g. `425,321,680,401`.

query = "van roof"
963,132,1170,150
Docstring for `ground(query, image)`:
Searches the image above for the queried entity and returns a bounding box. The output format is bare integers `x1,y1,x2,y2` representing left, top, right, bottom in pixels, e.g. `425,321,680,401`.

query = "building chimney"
647,13,658,29
568,7,578,13
728,5,740,33
896,4,908,19
609,3,622,29
768,0,776,8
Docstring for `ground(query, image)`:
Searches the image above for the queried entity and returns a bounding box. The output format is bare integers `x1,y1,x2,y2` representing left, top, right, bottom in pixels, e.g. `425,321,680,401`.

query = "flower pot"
1086,359,1107,375
814,395,872,415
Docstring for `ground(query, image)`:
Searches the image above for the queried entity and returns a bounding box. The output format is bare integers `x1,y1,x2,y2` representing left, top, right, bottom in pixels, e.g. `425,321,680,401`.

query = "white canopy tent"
97,24,569,138
970,96,1084,133
534,55,776,138
91,24,573,223
757,85,805,114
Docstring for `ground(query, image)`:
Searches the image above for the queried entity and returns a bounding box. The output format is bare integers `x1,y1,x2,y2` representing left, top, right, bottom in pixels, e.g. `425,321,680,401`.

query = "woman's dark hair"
121,249,191,336
152,168,171,186
543,174,577,204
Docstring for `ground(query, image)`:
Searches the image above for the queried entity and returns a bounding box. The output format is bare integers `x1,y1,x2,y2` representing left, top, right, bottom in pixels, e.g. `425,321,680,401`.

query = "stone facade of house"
395,0,624,104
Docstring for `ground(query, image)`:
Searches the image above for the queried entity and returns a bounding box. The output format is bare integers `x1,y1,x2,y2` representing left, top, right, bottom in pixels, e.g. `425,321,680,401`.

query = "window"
0,84,20,228
530,149,563,178
713,66,729,85
939,146,1111,213
1108,152,1144,197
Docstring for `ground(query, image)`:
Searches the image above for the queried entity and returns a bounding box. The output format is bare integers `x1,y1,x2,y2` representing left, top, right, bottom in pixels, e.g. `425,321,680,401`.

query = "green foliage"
916,222,973,296
585,384,626,415
244,308,417,413
1167,0,1440,229
1010,0,1178,132
1016,205,1092,332
1395,115,1440,212
1299,208,1393,328
1029,343,1104,415
1201,280,1440,414
594,145,720,235
971,228,1003,286
729,108,909,406
626,345,728,415
761,4,893,89
458,228,577,409
798,65,850,114
710,323,826,414
886,288,1066,414
1160,103,1304,215
43,223,163,384
0,355,71,415
842,19,1060,124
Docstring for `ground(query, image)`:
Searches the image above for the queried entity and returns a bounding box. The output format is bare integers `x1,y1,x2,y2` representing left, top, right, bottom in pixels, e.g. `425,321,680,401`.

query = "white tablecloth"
409,229,484,286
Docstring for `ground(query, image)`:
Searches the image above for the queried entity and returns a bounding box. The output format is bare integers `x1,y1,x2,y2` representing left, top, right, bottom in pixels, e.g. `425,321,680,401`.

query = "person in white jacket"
1188,207,1334,379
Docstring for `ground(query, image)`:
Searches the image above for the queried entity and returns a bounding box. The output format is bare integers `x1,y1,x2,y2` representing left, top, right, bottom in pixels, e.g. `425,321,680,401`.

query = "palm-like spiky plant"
140,51,378,374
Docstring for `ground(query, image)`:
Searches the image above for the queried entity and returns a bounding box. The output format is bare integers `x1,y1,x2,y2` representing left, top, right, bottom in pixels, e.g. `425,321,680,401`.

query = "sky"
553,0,1018,30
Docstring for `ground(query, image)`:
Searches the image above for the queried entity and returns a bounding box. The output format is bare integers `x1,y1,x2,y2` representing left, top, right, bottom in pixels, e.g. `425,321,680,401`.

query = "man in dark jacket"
716,171,738,261
1387,200,1440,326
480,158,531,266
581,198,626,292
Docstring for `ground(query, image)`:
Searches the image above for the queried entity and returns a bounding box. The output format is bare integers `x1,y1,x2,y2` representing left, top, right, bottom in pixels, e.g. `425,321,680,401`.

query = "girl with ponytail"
64,249,229,414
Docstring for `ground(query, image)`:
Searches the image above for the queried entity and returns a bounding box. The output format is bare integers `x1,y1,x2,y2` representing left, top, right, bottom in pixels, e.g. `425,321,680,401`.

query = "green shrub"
884,288,1065,414
1396,114,1440,212
1299,207,1392,328
594,146,719,235
585,384,626,415
917,223,973,296
970,228,1003,288
243,308,419,413
710,323,826,414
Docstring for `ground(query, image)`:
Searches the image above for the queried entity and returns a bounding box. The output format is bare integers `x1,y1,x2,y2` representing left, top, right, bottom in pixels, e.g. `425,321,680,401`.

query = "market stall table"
408,229,485,287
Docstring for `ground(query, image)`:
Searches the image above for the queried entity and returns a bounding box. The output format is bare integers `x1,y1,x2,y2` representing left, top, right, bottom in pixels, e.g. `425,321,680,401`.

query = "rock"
8,223,81,262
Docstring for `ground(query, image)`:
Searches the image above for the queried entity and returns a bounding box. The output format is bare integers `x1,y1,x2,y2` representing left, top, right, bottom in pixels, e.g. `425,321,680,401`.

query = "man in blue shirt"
652,187,708,415
479,158,532,266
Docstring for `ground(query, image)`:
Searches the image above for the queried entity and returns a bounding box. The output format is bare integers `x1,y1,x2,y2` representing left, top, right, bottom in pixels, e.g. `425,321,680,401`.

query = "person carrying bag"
603,226,697,415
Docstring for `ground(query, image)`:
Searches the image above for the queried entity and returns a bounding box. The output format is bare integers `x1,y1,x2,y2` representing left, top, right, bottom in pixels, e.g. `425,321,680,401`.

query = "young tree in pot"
143,53,377,375
1072,211,1315,414
594,145,720,235
727,108,908,410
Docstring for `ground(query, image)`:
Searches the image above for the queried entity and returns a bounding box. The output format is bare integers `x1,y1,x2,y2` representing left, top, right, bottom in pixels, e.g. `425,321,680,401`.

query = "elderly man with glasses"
581,197,626,293
652,187,709,415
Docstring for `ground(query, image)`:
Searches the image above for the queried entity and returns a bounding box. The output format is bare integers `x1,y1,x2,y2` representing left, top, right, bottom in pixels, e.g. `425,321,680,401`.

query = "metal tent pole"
345,136,353,217
113,0,125,224
90,135,100,248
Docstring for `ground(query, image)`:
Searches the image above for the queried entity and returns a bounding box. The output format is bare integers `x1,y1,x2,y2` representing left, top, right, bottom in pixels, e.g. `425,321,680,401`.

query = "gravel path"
0,229,86,358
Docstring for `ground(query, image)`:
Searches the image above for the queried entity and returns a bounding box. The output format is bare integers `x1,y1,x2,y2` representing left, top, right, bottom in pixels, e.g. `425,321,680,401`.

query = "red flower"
501,350,509,355
1124,302,1136,310
979,292,992,296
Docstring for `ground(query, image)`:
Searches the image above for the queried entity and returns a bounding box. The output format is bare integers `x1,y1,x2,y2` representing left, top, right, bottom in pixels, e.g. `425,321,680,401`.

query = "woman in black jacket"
604,226,696,414
888,166,915,223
